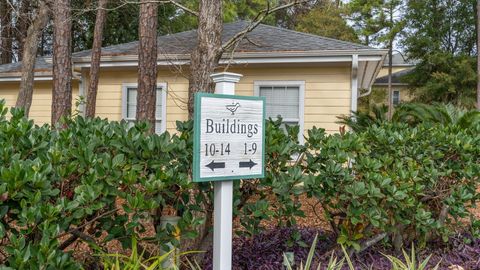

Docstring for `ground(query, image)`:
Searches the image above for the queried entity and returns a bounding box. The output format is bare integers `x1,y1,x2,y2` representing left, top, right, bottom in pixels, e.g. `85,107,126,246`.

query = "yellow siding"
0,81,79,126
377,66,410,78
91,65,351,134
0,65,352,134
371,85,413,105
398,86,412,103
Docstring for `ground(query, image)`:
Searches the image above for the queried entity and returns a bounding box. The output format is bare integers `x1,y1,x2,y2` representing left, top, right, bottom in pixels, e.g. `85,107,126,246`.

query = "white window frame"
254,80,305,143
121,83,167,133
392,90,400,106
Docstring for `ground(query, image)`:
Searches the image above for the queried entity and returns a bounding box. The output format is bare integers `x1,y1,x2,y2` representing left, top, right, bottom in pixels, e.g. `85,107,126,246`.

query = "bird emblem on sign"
225,102,240,115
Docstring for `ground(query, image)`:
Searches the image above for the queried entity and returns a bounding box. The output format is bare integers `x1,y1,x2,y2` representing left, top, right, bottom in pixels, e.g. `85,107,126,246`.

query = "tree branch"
55,208,119,239
220,0,309,54
162,0,198,16
356,232,387,253
121,0,198,16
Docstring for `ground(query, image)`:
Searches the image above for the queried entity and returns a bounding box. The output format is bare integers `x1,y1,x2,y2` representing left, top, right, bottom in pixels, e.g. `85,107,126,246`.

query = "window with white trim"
254,81,304,141
122,83,167,134
392,90,400,106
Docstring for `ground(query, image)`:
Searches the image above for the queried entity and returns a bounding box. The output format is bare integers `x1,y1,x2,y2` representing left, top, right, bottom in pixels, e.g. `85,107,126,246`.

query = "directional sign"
193,93,265,182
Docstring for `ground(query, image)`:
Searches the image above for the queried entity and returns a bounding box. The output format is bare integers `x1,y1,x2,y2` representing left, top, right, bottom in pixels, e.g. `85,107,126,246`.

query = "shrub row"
0,99,479,267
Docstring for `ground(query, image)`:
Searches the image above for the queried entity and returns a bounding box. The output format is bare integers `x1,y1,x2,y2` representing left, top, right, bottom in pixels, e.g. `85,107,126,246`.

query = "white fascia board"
381,63,416,67
72,50,386,68
372,82,409,86
0,76,53,82
0,72,81,82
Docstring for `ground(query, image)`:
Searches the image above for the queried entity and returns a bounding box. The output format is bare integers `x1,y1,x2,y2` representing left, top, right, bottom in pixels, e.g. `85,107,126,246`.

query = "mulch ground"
63,193,480,269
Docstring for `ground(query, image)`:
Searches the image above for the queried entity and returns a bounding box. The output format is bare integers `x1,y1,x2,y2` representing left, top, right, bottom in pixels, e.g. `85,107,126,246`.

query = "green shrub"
0,98,478,267
235,118,306,236
304,122,480,251
0,100,202,268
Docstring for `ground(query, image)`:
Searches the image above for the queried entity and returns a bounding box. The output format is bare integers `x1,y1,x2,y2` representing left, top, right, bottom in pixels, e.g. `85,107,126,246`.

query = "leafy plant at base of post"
283,234,354,270
98,237,203,270
382,244,440,270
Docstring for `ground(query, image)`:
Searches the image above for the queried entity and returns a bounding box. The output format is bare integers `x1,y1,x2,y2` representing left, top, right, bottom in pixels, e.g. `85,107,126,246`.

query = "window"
122,83,167,134
254,81,304,141
392,90,400,106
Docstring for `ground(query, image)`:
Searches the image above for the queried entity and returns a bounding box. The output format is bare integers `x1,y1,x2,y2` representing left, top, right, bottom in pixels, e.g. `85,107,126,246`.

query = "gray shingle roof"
0,21,378,75
73,20,374,58
0,57,52,74
374,68,413,85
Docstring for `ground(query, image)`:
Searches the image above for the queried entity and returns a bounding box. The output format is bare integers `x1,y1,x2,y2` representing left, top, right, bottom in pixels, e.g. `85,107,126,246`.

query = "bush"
0,100,202,268
0,98,478,267
303,122,480,251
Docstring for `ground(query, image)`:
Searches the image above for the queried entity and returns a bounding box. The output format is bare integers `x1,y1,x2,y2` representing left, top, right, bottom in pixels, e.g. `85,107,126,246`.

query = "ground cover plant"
203,228,480,269
0,99,479,269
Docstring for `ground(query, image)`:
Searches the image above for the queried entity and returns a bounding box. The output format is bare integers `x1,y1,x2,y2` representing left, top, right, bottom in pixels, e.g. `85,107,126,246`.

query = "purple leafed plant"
202,228,480,270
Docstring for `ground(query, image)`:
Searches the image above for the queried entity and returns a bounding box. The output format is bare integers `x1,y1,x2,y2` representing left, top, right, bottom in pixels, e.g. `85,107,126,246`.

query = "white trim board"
73,55,384,68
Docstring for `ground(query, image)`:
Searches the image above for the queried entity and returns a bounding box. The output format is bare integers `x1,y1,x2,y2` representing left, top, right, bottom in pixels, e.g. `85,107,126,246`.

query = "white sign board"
193,93,265,182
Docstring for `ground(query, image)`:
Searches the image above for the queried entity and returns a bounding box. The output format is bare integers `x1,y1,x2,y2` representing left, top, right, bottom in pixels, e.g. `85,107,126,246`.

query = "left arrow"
205,160,225,171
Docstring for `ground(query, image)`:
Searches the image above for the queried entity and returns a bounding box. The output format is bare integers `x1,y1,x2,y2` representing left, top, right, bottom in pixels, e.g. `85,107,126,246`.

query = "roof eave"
72,49,388,67
0,71,81,82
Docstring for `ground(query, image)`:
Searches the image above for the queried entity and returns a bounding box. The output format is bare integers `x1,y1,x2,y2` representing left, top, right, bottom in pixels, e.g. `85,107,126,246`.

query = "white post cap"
210,72,243,83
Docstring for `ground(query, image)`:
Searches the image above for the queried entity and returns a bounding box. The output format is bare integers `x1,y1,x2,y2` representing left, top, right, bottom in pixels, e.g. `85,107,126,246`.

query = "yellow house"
372,53,416,106
0,21,386,135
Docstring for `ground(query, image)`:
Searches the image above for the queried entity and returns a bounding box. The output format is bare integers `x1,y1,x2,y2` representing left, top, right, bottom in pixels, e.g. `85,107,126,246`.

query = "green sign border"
193,92,266,182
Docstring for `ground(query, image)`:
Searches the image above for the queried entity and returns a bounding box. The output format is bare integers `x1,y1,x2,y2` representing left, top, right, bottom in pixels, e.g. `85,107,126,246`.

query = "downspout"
350,54,358,112
78,68,86,116
359,87,372,98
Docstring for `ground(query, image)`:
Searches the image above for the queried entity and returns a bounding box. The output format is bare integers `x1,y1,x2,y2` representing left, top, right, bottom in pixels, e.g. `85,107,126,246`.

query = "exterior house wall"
89,64,352,134
370,85,413,105
0,65,352,134
376,66,410,78
0,81,79,125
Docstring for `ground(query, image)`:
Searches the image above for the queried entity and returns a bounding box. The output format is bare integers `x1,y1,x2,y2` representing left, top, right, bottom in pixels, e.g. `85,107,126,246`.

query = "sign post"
193,72,265,270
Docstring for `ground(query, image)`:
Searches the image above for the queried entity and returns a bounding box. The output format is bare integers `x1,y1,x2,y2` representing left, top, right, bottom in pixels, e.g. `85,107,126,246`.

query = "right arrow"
239,159,257,169
205,160,225,171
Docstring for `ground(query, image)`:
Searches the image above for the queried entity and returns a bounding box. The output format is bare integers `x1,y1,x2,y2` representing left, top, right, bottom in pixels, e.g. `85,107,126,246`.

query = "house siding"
89,65,351,134
0,81,79,125
377,66,411,78
0,64,352,134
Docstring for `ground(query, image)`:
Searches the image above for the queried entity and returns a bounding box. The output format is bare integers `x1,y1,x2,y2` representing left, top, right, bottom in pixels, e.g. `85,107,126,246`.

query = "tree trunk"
387,3,394,119
16,0,32,61
51,0,72,125
0,0,13,64
187,0,223,118
477,0,480,110
136,0,158,133
387,42,393,119
85,0,108,118
16,1,50,116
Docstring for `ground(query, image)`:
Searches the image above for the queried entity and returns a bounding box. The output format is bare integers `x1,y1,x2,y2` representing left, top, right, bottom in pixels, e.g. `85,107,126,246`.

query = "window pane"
127,88,137,118
393,91,400,105
126,87,164,132
259,85,299,120
127,88,163,117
